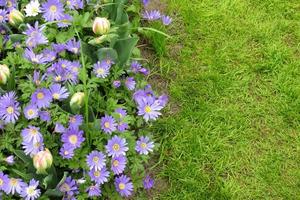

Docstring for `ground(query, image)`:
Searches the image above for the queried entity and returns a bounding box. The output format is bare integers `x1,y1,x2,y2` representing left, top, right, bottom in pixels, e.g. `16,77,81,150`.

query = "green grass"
150,0,300,199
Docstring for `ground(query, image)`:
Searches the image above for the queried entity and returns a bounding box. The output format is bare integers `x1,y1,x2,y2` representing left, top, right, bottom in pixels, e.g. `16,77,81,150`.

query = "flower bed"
0,0,171,199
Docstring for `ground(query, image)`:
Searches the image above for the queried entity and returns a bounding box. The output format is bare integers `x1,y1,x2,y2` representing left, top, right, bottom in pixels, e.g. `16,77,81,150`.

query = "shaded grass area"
150,0,300,199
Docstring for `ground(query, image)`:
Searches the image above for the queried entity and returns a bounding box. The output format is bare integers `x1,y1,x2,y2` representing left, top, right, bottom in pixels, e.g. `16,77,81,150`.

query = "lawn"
151,0,300,199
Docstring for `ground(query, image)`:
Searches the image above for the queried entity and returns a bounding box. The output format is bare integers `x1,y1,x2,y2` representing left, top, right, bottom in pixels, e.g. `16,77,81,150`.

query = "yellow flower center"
53,93,60,99
37,92,44,99
6,106,14,114
97,68,104,75
64,151,69,155
113,144,120,151
113,160,119,167
50,5,57,12
144,106,151,113
104,122,110,128
0,179,3,186
93,156,99,163
27,109,35,116
7,1,12,7
30,128,38,135
72,67,78,72
27,187,35,195
66,1,71,5
141,142,147,149
10,178,18,186
69,135,78,145
70,117,76,123
94,170,100,177
61,183,70,191
55,75,61,81
34,142,41,148
61,64,66,68
119,183,125,190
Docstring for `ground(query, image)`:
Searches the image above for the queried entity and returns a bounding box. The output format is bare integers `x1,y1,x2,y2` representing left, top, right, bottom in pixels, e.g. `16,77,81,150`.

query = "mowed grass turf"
150,0,300,199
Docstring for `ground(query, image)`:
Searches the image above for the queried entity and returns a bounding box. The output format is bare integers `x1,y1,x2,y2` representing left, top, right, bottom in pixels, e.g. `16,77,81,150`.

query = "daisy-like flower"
125,77,136,91
0,9,8,23
143,175,154,190
41,0,64,22
61,128,85,149
105,135,129,157
52,43,66,53
59,145,75,159
162,15,172,25
54,122,66,133
24,104,39,120
130,60,142,73
3,178,26,195
31,88,52,108
24,0,41,17
20,179,41,200
113,80,121,88
114,175,133,197
101,115,117,134
58,176,78,197
143,10,161,20
24,21,48,48
137,97,163,121
93,61,111,78
0,91,20,124
6,0,17,11
136,136,154,155
142,0,149,6
68,114,83,129
4,155,14,165
57,13,72,28
117,121,128,132
66,38,80,54
21,126,42,144
86,151,106,171
88,167,109,184
22,140,44,156
66,0,84,10
49,84,69,101
115,108,127,119
42,48,57,63
39,111,51,122
24,48,47,64
32,70,46,86
111,155,126,175
0,172,9,191
86,184,101,197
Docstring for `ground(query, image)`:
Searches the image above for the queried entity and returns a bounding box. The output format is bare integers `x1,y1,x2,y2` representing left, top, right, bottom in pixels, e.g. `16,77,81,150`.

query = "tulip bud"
92,17,110,35
8,9,24,26
33,148,53,174
0,64,10,84
70,92,85,107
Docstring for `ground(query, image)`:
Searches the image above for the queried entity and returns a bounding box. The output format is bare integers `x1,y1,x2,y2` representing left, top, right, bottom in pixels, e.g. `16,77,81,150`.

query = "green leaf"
9,34,25,43
14,150,32,163
97,48,118,61
44,189,63,197
12,169,34,180
43,174,53,189
114,37,139,66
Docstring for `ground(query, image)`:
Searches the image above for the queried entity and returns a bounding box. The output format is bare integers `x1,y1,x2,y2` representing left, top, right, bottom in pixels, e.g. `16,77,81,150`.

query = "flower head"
0,9,8,23
39,111,51,122
49,84,69,101
86,184,101,197
93,61,111,78
31,88,52,108
136,136,154,155
88,167,109,184
101,115,117,134
41,0,64,22
3,178,26,195
143,10,161,20
143,175,154,190
21,126,42,144
24,104,39,120
111,156,126,175
59,145,75,159
105,135,128,157
125,77,136,91
162,15,172,25
58,176,78,197
24,48,47,64
113,80,121,88
68,114,83,129
22,140,44,157
0,91,20,124
24,0,41,17
4,155,14,165
137,97,163,121
66,38,80,54
0,172,9,191
61,128,85,148
114,175,133,197
20,179,41,200
24,21,48,48
86,151,106,171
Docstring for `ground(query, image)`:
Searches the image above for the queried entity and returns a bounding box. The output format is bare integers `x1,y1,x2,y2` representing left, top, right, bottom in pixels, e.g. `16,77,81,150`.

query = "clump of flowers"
0,0,171,199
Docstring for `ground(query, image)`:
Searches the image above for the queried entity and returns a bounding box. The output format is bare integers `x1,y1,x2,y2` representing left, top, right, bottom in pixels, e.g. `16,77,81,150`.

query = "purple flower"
4,155,14,165
61,128,85,148
49,84,69,101
162,15,172,25
39,111,51,122
156,94,168,107
111,156,126,175
66,0,84,10
115,108,127,119
86,151,106,171
6,0,17,11
58,176,79,197
32,70,46,86
113,80,121,88
0,172,9,191
105,135,128,157
54,123,66,133
24,104,39,120
117,121,128,132
69,114,83,129
101,115,117,134
31,88,52,108
143,175,154,190
139,67,150,75
41,0,64,22
0,9,8,23
57,13,73,28
22,140,44,157
141,0,150,6
130,61,142,73
20,179,41,200
52,43,66,53
42,49,57,63
24,21,48,48
93,61,111,78
137,97,163,121
21,126,42,144
66,38,80,54
0,91,20,124
88,167,109,184
136,136,154,155
114,175,133,197
3,178,26,195
143,10,161,20
59,145,75,159
125,77,136,90
86,184,101,197
24,48,47,64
